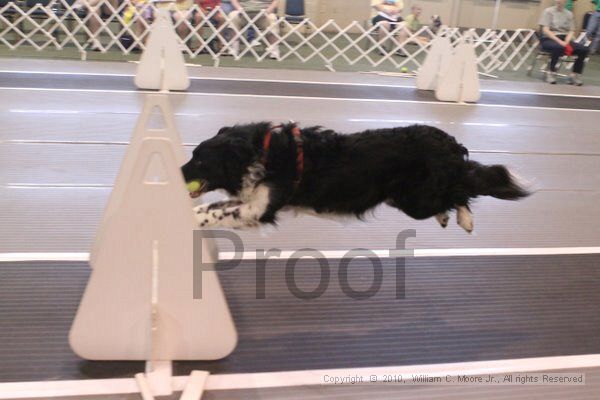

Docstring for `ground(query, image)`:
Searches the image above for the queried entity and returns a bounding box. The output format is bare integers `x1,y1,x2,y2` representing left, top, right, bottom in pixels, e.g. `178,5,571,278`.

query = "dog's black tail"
467,161,530,200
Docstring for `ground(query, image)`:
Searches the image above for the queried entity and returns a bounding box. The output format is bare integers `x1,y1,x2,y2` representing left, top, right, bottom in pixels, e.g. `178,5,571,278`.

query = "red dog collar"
291,125,304,188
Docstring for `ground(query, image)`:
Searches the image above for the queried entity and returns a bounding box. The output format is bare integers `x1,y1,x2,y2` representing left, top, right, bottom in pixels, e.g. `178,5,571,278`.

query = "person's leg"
566,41,589,85
192,10,206,52
258,13,279,58
135,16,145,43
201,10,226,50
172,10,190,39
138,4,154,44
377,20,390,44
395,21,410,53
220,2,233,14
570,41,589,73
264,12,279,44
181,10,193,39
213,12,224,28
540,38,564,72
394,22,412,43
86,3,102,50
106,0,119,11
226,9,243,55
227,10,243,33
96,0,121,45
210,14,224,51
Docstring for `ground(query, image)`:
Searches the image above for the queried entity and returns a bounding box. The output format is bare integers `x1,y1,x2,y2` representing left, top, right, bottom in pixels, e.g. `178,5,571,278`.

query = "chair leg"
527,54,537,76
541,56,550,77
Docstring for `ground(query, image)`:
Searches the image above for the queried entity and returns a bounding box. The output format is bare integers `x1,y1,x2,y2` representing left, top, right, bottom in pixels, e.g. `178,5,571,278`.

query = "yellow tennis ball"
187,180,201,193
400,67,408,73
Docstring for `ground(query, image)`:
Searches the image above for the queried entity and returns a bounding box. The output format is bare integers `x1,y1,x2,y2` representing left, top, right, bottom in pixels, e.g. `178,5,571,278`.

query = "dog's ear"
217,126,231,136
228,137,255,164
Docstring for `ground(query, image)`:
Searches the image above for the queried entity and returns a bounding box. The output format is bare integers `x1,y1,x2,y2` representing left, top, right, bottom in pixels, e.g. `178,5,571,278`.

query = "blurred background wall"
278,0,595,31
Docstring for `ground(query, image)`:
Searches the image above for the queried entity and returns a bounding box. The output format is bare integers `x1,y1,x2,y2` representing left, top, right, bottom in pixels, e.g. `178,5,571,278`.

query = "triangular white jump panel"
135,8,190,91
90,95,187,268
416,36,452,91
435,42,481,103
70,137,237,360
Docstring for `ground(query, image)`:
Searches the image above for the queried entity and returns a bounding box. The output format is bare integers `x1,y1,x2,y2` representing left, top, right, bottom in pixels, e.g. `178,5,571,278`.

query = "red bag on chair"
564,43,574,56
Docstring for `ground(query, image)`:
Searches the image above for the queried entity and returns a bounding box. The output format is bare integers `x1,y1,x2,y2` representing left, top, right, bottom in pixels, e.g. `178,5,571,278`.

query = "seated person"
404,4,422,33
586,0,600,54
220,0,233,13
403,4,431,43
192,0,225,51
156,0,194,40
228,0,279,59
538,0,589,85
72,0,122,51
371,0,404,44
122,0,152,49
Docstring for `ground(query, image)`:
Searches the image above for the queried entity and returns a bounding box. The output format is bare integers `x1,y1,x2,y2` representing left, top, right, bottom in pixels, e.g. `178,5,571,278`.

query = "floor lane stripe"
1,69,599,99
1,87,600,113
2,247,600,263
0,354,599,399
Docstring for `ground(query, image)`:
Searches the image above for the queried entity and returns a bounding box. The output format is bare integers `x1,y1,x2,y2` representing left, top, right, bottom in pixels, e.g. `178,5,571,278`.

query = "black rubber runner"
1,72,599,111
0,254,599,383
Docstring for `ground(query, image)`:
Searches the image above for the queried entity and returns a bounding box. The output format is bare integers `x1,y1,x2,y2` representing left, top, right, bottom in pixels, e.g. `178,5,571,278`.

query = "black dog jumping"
181,122,529,232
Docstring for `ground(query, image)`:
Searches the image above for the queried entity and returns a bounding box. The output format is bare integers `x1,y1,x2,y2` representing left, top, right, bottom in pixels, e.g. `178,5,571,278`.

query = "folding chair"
284,0,304,24
282,0,308,38
527,30,576,78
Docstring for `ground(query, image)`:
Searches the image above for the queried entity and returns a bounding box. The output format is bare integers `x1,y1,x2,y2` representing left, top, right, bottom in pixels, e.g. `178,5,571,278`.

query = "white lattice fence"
0,0,541,73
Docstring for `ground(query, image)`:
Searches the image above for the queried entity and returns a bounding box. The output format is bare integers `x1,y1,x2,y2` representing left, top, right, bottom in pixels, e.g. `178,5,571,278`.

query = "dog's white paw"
196,211,217,228
193,203,212,215
435,213,450,228
456,206,473,233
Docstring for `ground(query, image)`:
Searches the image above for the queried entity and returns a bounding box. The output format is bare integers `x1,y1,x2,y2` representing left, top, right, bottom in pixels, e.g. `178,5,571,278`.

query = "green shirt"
593,0,600,12
404,14,421,31
538,6,575,34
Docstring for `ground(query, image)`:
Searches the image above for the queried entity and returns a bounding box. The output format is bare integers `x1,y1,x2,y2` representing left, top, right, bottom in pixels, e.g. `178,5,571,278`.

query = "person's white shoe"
227,41,239,57
268,46,280,60
545,71,557,84
567,73,583,86
250,39,260,47
90,38,102,51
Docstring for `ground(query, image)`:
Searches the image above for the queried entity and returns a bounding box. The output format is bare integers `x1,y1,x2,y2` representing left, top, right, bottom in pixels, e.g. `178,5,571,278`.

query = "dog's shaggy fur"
181,122,529,232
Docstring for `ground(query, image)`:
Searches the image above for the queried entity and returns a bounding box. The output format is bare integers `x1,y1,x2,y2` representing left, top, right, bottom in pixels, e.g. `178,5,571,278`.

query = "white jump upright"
434,34,481,103
416,30,481,103
416,35,452,91
89,96,187,269
134,7,190,91
71,11,236,400
70,94,237,358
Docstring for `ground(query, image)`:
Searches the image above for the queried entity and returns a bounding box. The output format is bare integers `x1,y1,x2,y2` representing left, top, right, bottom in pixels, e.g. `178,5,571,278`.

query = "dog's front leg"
195,186,270,229
193,199,242,215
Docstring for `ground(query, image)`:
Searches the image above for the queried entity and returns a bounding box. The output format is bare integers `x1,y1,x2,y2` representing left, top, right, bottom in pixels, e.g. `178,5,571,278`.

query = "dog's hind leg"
456,205,473,233
435,212,450,228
